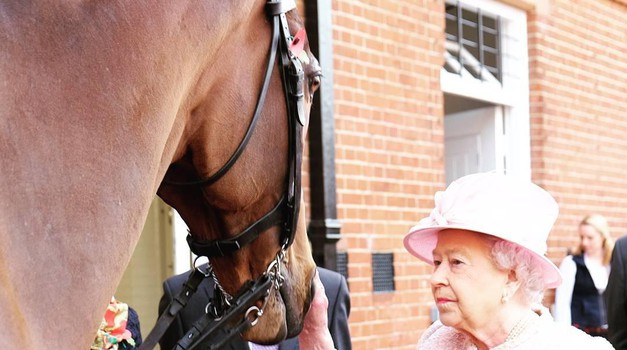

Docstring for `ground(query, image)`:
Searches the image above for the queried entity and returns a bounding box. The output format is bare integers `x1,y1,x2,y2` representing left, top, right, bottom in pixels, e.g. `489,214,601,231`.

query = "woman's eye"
433,260,441,266
451,259,464,266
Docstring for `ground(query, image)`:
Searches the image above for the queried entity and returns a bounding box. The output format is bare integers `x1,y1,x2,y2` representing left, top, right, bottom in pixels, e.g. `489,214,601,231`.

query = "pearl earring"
501,293,509,303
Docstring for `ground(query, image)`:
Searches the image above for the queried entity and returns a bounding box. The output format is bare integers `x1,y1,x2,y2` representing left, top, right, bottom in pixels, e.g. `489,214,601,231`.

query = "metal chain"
201,246,287,321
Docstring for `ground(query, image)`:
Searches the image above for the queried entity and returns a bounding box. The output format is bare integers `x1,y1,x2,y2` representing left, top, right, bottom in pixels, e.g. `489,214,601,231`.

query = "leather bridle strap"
266,0,295,14
173,275,273,350
184,0,304,256
186,195,287,257
274,0,304,250
139,268,207,350
161,3,283,188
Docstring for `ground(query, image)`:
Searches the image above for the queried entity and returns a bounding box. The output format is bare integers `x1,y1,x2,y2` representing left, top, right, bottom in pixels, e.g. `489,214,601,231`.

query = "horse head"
0,0,320,347
157,0,321,343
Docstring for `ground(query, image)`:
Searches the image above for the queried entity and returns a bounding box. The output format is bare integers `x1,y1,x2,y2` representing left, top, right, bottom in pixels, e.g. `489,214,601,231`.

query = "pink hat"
403,172,562,289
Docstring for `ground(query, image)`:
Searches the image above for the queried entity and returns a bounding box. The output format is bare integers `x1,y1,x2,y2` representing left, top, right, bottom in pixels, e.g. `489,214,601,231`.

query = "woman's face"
430,229,509,332
579,224,604,255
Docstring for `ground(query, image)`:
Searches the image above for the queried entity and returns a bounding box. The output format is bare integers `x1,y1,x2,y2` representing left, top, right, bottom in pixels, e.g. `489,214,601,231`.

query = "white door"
445,106,503,185
445,133,480,185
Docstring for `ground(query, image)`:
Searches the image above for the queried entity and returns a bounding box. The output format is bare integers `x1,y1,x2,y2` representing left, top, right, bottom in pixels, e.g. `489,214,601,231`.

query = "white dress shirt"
249,343,279,350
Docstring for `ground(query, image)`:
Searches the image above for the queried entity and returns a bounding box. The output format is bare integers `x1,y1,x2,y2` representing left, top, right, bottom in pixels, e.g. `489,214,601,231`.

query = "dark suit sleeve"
158,276,187,350
318,268,352,350
607,237,627,350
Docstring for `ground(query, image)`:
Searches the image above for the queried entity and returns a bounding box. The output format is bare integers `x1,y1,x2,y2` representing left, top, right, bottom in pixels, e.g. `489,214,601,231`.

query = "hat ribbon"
430,208,449,226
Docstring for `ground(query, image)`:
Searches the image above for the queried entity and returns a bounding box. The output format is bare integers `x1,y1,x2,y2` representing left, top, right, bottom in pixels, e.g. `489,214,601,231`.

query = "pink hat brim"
404,225,562,289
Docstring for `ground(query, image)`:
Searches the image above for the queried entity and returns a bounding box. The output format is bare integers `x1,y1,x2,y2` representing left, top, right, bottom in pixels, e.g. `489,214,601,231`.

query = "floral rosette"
91,297,137,350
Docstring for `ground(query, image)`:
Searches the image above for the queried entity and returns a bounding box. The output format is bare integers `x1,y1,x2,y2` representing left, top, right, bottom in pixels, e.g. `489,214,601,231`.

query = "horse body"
0,1,318,348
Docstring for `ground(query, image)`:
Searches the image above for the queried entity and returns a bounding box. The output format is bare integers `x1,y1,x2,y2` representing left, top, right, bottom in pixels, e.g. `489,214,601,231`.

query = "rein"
141,0,306,348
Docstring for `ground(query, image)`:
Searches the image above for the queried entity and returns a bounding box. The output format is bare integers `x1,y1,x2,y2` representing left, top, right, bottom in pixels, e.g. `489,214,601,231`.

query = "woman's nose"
430,265,448,286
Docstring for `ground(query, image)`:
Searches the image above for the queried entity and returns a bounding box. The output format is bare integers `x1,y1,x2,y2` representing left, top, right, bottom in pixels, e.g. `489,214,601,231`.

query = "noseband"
142,0,307,348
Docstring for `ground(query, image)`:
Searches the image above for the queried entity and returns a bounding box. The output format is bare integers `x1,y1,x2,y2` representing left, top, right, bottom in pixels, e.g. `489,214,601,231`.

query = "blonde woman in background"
554,214,615,337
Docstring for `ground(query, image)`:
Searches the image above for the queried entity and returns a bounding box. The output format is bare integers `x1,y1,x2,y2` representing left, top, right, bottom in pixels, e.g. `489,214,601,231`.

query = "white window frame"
442,0,531,180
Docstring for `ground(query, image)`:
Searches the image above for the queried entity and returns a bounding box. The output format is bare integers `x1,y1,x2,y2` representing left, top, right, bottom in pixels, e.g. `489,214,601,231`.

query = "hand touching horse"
0,0,320,348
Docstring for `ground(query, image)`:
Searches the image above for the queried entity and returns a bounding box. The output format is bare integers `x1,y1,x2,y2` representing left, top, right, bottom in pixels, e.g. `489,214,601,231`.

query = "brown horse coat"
0,1,320,348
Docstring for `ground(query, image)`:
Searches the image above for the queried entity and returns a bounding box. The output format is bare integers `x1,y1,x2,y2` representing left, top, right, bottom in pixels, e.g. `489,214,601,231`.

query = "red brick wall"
330,1,445,348
299,0,627,348
528,0,627,268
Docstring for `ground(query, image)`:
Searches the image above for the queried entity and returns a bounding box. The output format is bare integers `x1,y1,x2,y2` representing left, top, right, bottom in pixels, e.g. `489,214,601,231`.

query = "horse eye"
309,73,322,93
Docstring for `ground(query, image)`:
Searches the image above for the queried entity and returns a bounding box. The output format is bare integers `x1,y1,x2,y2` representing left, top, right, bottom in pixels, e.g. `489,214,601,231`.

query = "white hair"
490,239,546,305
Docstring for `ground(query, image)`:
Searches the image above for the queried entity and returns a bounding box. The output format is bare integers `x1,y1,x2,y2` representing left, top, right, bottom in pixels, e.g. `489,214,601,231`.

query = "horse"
0,0,321,348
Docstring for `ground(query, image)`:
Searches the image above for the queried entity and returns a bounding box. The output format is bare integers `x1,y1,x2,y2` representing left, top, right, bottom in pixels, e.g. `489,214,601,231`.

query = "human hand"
298,270,335,350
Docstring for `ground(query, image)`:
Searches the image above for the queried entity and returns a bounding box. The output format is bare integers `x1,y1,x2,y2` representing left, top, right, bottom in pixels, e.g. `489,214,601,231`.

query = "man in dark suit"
607,235,627,349
158,267,351,350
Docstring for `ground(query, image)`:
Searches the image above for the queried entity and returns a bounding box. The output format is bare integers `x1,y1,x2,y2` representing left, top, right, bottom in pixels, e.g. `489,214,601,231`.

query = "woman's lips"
436,297,455,305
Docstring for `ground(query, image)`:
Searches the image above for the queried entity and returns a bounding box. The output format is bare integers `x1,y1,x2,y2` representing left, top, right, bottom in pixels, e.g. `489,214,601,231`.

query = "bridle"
164,0,304,257
140,0,307,348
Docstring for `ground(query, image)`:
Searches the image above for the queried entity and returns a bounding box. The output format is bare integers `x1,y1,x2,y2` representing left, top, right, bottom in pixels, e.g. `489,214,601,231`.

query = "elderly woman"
404,172,613,349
